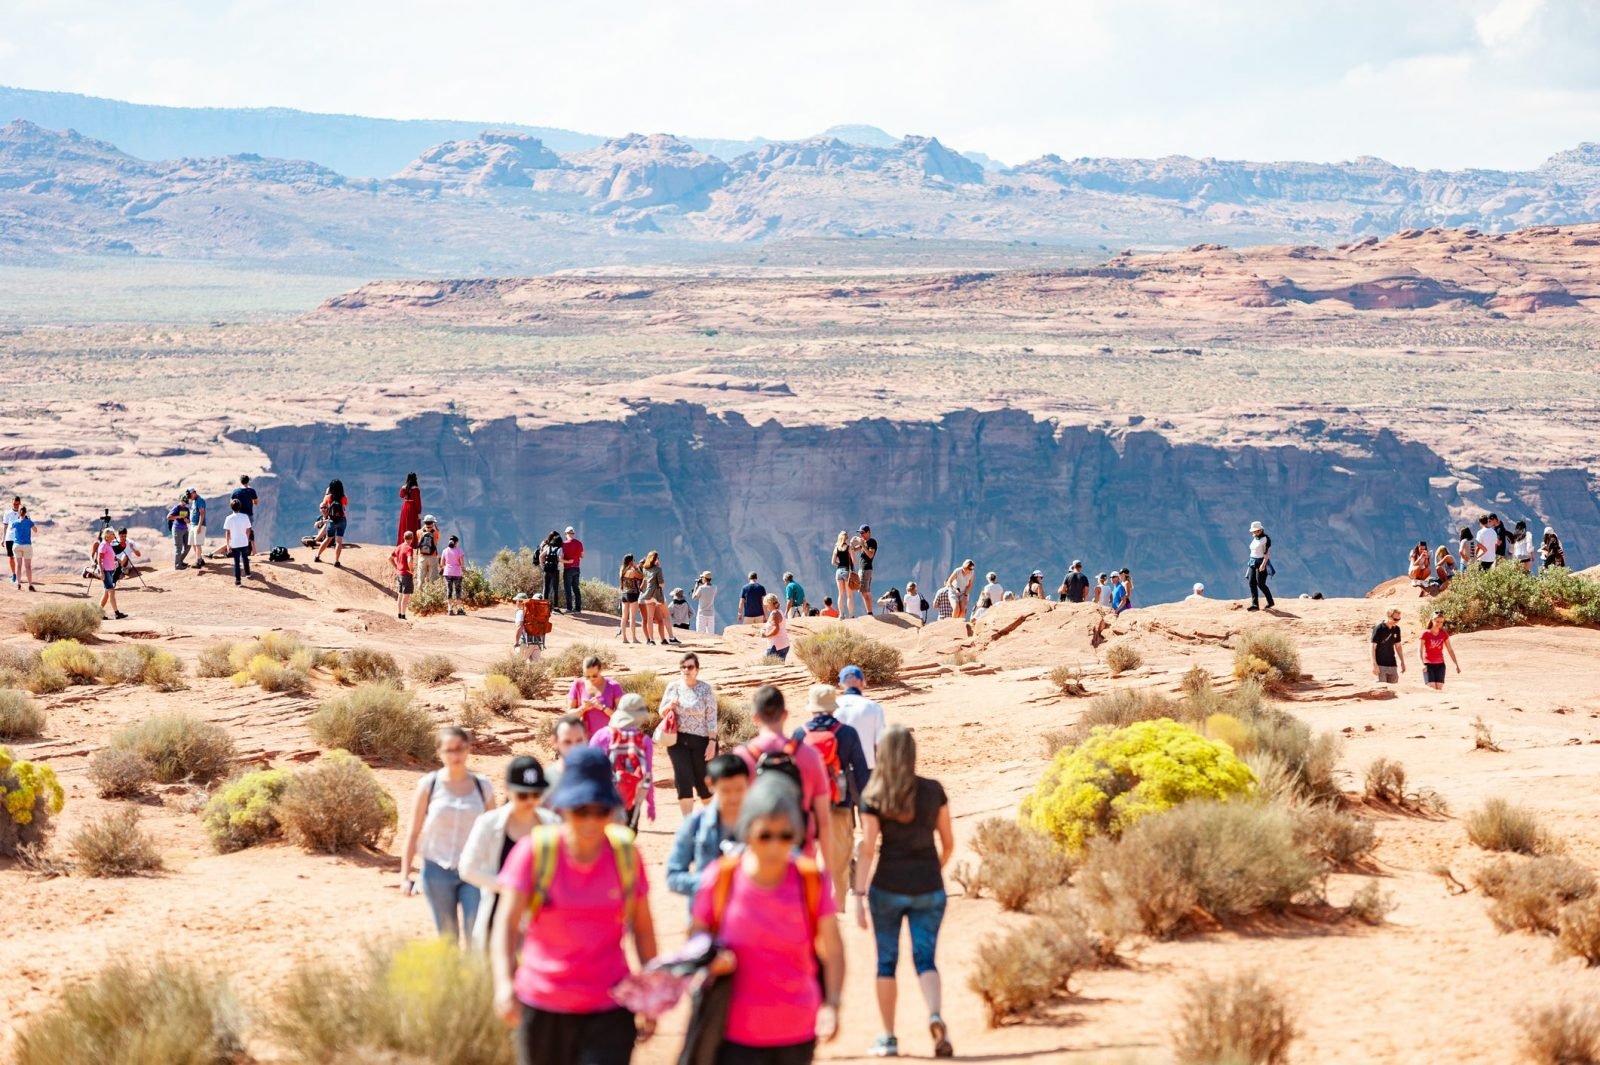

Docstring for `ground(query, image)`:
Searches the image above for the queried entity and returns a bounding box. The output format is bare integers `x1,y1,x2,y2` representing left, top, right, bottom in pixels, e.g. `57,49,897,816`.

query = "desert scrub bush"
0,643,39,683
1524,1001,1600,1065
308,682,435,761
1232,628,1301,692
1291,804,1378,870
1102,639,1142,677
620,669,665,714
97,644,185,690
1078,800,1321,940
40,639,100,684
1239,705,1340,804
108,711,236,785
23,663,67,695
409,576,447,615
1474,856,1596,934
1074,687,1182,737
195,641,236,678
969,911,1099,1027
956,817,1073,911
258,629,311,662
70,806,163,876
22,601,101,641
1345,882,1396,925
0,688,44,738
465,675,520,719
1021,719,1256,853
487,545,543,600
794,626,903,686
578,576,621,616
1557,896,1600,966
12,960,247,1065
202,767,290,852
1430,562,1600,632
718,692,758,747
460,565,498,608
232,652,310,693
1466,797,1555,855
332,645,402,685
87,747,155,799
1047,664,1089,697
279,749,398,852
0,745,65,856
544,642,613,678
410,652,457,684
486,652,552,700
273,937,509,1064
1172,970,1297,1065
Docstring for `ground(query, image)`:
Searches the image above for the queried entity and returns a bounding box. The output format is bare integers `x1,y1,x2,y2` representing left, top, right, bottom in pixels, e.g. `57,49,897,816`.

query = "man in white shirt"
1474,516,1498,572
834,664,886,769
978,571,1005,612
3,496,19,584
222,498,255,586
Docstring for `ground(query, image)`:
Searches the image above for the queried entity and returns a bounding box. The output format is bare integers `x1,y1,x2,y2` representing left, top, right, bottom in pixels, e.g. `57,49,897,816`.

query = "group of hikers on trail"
1408,513,1566,590
396,656,943,1065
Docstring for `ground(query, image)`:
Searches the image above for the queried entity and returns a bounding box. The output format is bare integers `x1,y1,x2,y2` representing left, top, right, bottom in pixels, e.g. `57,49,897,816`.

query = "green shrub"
0,688,44,738
40,639,99,684
273,937,510,1064
1172,970,1297,1065
279,749,398,852
195,642,236,678
487,546,543,600
718,692,757,747
1232,628,1301,692
1021,719,1256,853
70,807,163,877
108,712,236,785
410,577,447,615
545,642,613,678
956,817,1073,911
486,653,552,700
1078,801,1321,939
579,577,621,616
258,630,311,662
333,646,402,685
98,644,185,690
1430,562,1600,632
87,748,154,799
619,670,665,714
465,675,519,719
1524,1002,1600,1065
308,682,435,761
202,768,291,852
22,602,102,641
460,566,497,608
231,652,310,693
969,911,1099,1027
12,960,246,1065
1103,640,1142,677
411,653,457,684
1466,798,1555,855
1474,856,1596,934
794,626,903,686
0,744,65,856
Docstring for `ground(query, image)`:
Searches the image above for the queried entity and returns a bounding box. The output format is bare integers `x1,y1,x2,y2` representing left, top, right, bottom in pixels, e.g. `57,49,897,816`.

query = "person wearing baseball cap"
835,664,887,769
856,524,878,617
1247,520,1274,611
416,514,442,586
560,526,584,614
1061,560,1090,604
693,570,717,634
460,755,556,949
492,745,658,1056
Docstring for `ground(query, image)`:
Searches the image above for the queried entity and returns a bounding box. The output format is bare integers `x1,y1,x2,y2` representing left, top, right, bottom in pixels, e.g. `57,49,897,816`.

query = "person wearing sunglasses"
493,746,658,1065
400,726,497,943
660,651,719,818
691,772,844,1064
460,755,558,951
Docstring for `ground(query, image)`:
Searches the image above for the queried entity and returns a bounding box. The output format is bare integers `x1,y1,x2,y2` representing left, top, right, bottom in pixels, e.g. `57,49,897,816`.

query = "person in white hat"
1247,520,1274,611
416,514,442,586
591,693,656,830
1186,582,1207,601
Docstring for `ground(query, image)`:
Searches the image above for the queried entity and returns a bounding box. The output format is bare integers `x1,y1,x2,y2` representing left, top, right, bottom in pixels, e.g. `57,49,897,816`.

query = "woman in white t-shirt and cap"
691,571,717,634
1247,520,1274,611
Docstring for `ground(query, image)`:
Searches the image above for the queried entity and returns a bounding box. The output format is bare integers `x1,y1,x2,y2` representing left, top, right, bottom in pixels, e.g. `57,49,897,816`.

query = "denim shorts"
835,567,851,582
868,886,946,977
329,519,347,539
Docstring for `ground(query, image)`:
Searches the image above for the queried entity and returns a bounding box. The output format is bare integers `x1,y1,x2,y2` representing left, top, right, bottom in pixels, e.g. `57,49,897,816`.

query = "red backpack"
802,720,847,806
610,730,648,809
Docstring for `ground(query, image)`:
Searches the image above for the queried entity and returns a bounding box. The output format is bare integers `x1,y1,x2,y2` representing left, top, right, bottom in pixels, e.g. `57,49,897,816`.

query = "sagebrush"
544,643,613,678
1465,797,1554,855
108,712,236,785
1474,856,1596,934
1103,640,1142,677
40,639,99,684
969,911,1099,1027
485,653,551,700
87,748,154,799
1172,970,1297,1065
410,653,457,684
23,602,102,641
957,817,1073,911
278,749,398,852
98,644,185,690
333,646,402,685
0,688,44,738
70,807,164,877
308,682,435,761
793,626,903,686
1232,628,1302,692
718,693,758,747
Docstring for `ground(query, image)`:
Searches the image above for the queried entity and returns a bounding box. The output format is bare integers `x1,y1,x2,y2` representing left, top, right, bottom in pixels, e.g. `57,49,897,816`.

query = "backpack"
518,598,552,639
327,497,346,522
417,530,437,555
526,822,638,924
745,739,813,836
609,730,648,810
269,546,291,563
801,719,847,806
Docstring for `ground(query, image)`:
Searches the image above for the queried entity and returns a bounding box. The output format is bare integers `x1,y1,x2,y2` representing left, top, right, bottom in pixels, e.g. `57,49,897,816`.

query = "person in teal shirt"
783,571,806,618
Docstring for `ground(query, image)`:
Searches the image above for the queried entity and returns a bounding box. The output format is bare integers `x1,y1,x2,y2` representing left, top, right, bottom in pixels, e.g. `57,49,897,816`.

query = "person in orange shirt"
819,597,840,619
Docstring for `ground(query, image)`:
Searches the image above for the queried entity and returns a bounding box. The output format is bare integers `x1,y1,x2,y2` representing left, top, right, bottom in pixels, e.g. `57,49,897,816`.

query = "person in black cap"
461,755,557,951
856,524,878,617
1060,560,1090,604
492,747,658,1063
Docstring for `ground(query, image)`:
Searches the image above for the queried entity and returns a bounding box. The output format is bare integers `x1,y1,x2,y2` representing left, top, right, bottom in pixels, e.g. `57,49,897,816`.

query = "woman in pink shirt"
762,593,790,662
692,773,844,1065
568,656,625,738
493,746,657,1065
96,528,127,620
441,535,466,616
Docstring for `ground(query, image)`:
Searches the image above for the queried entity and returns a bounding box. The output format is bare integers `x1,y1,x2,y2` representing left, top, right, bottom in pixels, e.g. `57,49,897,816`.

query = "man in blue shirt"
664,754,750,913
10,504,35,591
739,571,766,624
186,488,207,568
165,495,192,570
782,571,806,618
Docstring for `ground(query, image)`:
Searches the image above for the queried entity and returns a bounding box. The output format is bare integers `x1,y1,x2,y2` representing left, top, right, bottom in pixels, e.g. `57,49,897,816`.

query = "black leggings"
667,732,713,800
1248,559,1273,606
517,1005,635,1065
231,547,251,581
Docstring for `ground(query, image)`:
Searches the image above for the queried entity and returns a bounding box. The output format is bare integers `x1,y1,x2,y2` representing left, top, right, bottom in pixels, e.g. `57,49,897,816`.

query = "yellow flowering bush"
1021,719,1255,853
40,639,100,685
202,768,291,852
0,745,65,855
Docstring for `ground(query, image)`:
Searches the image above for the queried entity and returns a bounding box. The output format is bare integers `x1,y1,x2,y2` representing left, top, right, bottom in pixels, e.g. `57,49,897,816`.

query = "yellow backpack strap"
526,825,561,921
604,823,639,927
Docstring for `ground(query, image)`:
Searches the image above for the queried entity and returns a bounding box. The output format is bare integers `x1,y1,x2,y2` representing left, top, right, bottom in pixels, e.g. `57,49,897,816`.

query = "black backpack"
269,546,291,563
327,498,346,522
745,740,810,836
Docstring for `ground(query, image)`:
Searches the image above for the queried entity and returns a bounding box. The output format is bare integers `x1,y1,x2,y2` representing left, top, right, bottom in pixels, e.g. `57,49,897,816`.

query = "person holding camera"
165,494,193,570
693,571,717,634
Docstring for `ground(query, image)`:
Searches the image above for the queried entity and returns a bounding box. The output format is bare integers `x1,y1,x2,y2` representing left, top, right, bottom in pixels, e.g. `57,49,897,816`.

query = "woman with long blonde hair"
853,725,955,1059
832,530,856,619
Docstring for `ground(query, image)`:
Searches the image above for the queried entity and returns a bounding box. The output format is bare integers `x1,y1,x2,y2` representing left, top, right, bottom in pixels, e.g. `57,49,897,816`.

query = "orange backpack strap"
795,857,823,940
708,854,740,934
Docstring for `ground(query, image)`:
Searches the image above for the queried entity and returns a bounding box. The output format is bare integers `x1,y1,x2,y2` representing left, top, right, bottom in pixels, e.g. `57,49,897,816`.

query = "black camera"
100,508,113,531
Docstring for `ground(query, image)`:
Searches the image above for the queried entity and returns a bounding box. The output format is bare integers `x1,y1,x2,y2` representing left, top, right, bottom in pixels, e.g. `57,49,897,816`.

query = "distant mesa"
394,130,561,190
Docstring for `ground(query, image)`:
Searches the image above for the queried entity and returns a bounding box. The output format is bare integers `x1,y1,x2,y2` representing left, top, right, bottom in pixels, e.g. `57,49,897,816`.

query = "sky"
3,0,1599,169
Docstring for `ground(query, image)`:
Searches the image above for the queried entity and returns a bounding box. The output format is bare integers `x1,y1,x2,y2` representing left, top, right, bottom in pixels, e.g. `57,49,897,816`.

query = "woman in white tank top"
401,726,497,942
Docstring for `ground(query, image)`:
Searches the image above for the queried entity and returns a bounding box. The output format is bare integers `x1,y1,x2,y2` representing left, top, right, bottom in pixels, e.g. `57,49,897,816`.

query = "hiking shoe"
114,612,129,620
1247,604,1260,611
869,1035,899,1058
930,1017,953,1058
175,563,190,570
333,561,342,568
235,580,242,587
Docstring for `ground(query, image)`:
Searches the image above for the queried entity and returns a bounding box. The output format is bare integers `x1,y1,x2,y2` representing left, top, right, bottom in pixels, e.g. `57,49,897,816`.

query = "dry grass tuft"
308,683,436,762
1471,715,1503,752
1524,1002,1600,1065
955,818,1073,912
1466,798,1554,855
0,688,45,738
465,675,520,720
40,639,99,684
69,807,164,877
87,747,155,798
195,642,236,678
22,602,102,642
1557,897,1600,966
1047,664,1089,698
1475,856,1596,934
969,911,1100,1027
1345,882,1396,925
1231,629,1302,693
409,653,457,685
794,627,903,686
1292,804,1378,870
1172,970,1297,1065
12,960,246,1065
332,646,402,685
544,643,613,678
1103,640,1142,677
619,670,665,714
718,693,758,748
278,750,398,853
98,644,185,690
108,712,236,785
486,653,552,700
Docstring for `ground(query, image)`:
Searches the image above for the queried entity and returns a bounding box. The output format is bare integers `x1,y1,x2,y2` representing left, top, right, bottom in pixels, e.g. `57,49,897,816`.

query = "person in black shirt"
853,725,955,1060
230,477,259,554
856,524,878,617
1370,608,1406,684
1060,560,1091,603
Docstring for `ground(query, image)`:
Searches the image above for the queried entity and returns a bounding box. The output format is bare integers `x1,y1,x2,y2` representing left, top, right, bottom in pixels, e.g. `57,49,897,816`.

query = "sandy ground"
5,553,1600,1064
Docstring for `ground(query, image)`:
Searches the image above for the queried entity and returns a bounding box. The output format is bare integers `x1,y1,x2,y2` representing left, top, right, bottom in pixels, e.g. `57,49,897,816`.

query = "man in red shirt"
560,525,584,614
390,530,416,620
734,686,834,868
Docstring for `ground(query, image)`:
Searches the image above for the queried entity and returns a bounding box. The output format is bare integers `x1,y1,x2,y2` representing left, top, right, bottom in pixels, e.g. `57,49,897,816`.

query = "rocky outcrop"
551,133,729,210
393,131,562,190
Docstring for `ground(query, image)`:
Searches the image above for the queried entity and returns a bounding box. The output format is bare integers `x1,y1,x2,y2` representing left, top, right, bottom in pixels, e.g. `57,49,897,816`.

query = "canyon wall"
239,404,1599,620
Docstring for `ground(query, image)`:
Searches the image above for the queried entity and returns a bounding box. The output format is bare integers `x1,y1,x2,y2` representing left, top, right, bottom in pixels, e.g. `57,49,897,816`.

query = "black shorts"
621,590,640,604
397,574,415,594
1424,662,1446,684
717,1039,817,1065
516,1004,635,1065
3,541,11,557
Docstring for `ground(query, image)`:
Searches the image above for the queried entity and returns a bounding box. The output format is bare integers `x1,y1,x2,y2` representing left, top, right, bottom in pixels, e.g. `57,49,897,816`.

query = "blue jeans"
420,859,480,942
563,569,582,613
868,887,946,978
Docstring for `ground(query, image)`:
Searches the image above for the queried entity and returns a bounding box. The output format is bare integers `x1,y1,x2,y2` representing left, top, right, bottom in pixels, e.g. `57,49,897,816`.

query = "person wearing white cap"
1060,560,1090,603
1023,571,1045,599
1247,520,1275,611
692,571,717,634
976,572,1004,620
416,514,441,586
1186,582,1207,601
